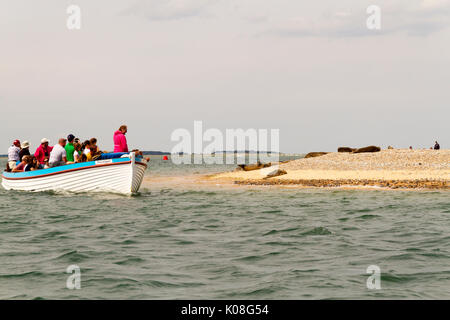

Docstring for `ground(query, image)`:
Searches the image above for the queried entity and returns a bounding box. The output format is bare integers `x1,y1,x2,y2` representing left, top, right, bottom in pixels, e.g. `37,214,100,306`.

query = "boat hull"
1,154,147,195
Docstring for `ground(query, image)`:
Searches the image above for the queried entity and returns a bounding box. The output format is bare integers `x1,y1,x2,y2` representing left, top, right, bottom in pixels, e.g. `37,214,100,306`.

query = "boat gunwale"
2,159,147,181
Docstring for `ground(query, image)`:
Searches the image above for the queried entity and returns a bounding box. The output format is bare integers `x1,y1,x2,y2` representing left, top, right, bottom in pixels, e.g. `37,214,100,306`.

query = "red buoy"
163,155,169,161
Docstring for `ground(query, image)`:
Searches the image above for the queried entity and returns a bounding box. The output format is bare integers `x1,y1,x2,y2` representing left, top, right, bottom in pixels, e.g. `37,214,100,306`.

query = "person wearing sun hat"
19,141,31,161
7,139,21,170
34,138,53,166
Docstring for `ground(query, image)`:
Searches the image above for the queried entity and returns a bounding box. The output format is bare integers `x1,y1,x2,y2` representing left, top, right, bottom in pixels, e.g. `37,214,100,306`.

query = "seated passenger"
12,155,33,172
19,141,31,160
86,145,99,161
65,134,76,163
86,147,93,161
8,140,21,170
49,138,68,168
90,138,98,149
77,153,88,163
35,138,53,167
88,138,103,160
90,138,104,153
82,140,91,155
30,156,42,170
73,143,82,163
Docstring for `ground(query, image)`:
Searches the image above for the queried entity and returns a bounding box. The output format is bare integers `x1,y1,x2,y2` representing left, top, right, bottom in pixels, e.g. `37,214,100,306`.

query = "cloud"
261,11,370,38
421,0,450,9
121,1,449,37
121,0,217,21
259,1,450,38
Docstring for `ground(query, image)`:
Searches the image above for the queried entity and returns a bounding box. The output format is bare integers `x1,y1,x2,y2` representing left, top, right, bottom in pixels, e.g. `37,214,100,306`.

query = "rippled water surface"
0,157,449,299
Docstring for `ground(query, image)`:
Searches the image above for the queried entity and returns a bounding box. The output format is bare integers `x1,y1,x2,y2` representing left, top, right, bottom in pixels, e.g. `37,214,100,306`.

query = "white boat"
1,152,147,195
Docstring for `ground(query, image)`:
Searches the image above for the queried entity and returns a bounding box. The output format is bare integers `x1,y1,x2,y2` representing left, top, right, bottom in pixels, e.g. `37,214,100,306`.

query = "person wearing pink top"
114,125,129,153
34,138,53,166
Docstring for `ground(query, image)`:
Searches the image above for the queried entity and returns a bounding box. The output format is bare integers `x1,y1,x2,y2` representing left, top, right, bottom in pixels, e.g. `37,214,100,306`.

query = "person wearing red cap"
7,140,21,170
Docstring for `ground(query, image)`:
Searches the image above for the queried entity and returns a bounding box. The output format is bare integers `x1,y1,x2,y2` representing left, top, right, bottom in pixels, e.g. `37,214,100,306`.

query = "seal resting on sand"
338,147,356,153
305,152,328,158
263,169,287,179
237,161,271,171
352,146,381,153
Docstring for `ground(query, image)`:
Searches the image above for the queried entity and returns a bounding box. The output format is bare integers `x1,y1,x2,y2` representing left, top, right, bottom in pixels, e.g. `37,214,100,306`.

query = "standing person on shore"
48,138,68,168
114,125,129,153
34,138,53,166
19,141,31,160
7,140,21,170
434,141,440,150
65,134,76,163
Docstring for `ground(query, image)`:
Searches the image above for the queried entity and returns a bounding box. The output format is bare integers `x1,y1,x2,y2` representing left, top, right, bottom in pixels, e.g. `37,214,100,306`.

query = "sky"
0,0,449,153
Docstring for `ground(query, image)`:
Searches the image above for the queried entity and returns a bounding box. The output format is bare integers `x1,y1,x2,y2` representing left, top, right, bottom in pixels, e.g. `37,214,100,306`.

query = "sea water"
0,156,449,299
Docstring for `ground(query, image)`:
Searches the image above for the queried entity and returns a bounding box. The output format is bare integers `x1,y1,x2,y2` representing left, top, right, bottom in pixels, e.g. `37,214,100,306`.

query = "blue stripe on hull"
2,157,132,179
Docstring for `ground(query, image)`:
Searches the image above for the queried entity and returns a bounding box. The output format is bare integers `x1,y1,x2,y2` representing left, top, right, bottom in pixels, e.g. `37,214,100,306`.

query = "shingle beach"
206,149,450,190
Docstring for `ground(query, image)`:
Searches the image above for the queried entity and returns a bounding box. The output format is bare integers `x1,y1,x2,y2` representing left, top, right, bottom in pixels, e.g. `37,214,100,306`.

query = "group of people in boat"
6,125,134,173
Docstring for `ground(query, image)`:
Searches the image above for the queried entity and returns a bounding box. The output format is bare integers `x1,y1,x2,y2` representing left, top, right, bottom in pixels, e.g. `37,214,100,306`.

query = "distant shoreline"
0,152,302,158
0,151,172,158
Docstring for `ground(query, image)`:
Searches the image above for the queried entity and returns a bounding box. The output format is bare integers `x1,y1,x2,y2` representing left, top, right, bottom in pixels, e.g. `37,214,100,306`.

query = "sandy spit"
205,149,450,190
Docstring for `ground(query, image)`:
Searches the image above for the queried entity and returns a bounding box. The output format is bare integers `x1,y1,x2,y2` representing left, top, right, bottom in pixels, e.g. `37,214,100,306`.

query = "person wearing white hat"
34,138,53,166
19,141,31,161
